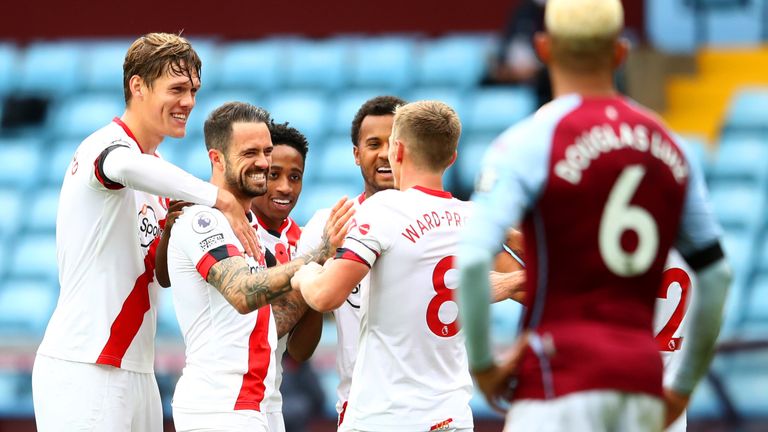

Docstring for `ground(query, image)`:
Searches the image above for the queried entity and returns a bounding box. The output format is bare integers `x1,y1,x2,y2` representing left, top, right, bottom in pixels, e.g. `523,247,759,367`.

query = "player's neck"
397,170,444,193
120,110,163,155
550,67,617,99
251,207,283,232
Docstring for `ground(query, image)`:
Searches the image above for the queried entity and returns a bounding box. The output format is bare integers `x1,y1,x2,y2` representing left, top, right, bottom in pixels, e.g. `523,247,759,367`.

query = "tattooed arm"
206,197,356,314
287,309,323,362
206,255,304,314
272,290,310,338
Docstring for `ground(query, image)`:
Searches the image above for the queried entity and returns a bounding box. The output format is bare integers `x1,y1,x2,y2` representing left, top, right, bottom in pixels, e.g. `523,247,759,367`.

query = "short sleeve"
338,196,393,268
173,206,243,280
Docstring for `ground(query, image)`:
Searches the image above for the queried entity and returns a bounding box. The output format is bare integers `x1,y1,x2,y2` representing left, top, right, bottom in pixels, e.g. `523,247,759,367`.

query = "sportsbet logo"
137,204,161,248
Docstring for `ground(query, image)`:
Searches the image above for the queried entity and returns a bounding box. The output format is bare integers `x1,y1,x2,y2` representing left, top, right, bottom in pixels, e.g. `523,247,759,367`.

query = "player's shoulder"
305,207,333,227
362,189,401,209
78,121,137,156
175,204,226,236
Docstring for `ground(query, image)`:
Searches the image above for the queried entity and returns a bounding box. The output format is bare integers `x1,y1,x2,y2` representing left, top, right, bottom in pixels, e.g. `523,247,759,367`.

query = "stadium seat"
709,137,768,185
708,182,766,233
27,188,60,233
46,140,80,185
0,137,43,187
48,94,124,139
315,136,359,183
17,41,83,96
723,88,768,131
0,189,23,241
266,91,329,143
455,135,497,194
218,41,286,91
178,136,212,180
719,229,755,281
301,140,327,183
286,39,351,90
745,272,768,322
82,40,131,93
0,279,57,336
292,181,360,226
187,38,221,90
11,234,58,280
465,87,536,133
349,37,416,90
0,43,18,97
416,36,490,88
329,88,391,135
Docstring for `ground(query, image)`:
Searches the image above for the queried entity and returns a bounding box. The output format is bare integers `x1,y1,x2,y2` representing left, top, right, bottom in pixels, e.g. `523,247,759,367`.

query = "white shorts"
32,354,162,432
173,407,269,432
504,390,664,432
266,411,286,432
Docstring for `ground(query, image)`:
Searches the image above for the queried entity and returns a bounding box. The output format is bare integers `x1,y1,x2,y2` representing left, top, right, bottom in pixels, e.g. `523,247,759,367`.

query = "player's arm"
664,141,732,426
155,200,192,288
490,270,526,303
207,198,355,314
97,145,260,257
286,309,323,362
293,259,369,313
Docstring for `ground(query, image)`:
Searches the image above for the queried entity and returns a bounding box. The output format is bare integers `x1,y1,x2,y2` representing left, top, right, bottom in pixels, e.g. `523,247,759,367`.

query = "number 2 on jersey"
599,165,659,277
426,256,459,338
656,267,691,351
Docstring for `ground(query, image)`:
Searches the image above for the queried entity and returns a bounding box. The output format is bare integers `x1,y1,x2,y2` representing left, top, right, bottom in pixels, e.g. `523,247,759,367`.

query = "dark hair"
350,95,407,146
269,121,309,162
204,102,272,154
123,32,202,104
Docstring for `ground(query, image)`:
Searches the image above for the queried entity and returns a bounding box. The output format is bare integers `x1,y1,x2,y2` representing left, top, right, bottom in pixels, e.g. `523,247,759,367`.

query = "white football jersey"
168,205,278,412
253,216,301,414
337,187,474,432
38,118,168,373
296,194,366,414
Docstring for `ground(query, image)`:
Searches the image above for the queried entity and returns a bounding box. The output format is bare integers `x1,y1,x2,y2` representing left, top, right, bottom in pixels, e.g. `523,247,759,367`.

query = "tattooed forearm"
272,290,310,338
207,256,305,314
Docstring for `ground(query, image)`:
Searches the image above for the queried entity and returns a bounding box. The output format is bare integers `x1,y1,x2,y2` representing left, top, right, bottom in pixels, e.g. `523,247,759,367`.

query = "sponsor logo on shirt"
199,234,225,252
429,418,453,431
138,203,160,248
358,223,370,235
192,211,217,234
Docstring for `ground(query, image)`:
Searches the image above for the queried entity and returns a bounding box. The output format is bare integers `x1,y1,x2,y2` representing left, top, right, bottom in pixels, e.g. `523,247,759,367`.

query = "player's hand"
292,262,324,291
318,197,355,263
164,200,192,236
472,332,530,414
663,388,690,427
216,189,261,259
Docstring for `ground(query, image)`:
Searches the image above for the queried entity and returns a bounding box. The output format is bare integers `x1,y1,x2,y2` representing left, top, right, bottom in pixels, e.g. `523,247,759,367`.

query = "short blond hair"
123,32,202,103
392,101,461,171
545,0,624,72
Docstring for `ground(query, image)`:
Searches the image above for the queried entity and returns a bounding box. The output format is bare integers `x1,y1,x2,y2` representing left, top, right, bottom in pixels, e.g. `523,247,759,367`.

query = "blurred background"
0,0,766,430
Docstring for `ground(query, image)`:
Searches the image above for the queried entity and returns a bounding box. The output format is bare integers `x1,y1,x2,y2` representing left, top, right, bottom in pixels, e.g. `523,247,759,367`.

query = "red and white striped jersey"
168,205,277,412
38,118,168,373
296,194,365,414
253,216,301,413
337,186,474,432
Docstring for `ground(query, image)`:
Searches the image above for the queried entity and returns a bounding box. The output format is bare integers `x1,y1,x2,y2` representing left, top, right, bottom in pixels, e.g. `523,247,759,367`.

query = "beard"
225,165,267,198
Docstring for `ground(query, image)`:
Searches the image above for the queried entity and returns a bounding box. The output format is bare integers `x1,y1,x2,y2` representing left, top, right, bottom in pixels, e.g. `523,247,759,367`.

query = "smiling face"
222,121,273,200
135,67,200,140
354,114,395,197
251,144,304,229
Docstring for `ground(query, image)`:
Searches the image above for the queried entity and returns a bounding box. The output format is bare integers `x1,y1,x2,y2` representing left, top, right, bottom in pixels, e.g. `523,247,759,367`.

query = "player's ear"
129,75,145,99
613,37,630,68
209,148,224,172
533,32,551,65
395,140,404,163
353,144,361,166
447,150,457,168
